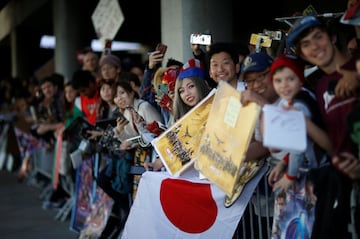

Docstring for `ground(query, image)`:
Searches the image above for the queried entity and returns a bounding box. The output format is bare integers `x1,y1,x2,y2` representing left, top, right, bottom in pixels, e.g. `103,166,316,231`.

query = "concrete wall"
161,0,232,64
0,0,348,80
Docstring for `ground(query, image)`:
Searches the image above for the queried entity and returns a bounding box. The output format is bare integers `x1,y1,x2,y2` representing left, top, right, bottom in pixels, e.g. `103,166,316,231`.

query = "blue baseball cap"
286,16,323,51
241,52,273,75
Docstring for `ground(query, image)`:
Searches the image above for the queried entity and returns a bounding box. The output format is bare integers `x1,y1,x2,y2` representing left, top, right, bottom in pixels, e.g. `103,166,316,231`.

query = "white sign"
91,0,124,41
262,104,306,153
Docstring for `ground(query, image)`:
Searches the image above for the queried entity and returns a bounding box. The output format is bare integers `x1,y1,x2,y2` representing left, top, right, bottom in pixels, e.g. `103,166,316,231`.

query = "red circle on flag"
160,178,218,233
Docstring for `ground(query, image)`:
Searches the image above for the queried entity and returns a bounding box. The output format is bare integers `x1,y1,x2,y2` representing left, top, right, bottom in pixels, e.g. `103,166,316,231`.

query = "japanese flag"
121,167,267,239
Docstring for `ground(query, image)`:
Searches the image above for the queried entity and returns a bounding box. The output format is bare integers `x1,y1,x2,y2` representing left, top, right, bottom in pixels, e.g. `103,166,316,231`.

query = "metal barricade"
233,163,274,239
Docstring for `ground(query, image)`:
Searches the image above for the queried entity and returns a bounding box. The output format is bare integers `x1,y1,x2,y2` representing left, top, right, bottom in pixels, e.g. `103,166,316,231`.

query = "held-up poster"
70,156,113,236
151,89,216,177
196,81,261,198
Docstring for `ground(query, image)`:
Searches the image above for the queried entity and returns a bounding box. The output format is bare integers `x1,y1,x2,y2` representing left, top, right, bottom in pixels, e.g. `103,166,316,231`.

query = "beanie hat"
162,68,180,91
270,54,305,83
178,58,205,80
241,52,273,75
99,54,121,68
286,16,323,52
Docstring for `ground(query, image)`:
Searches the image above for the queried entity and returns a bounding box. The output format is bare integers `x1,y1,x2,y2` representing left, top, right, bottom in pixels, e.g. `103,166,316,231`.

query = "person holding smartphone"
97,80,162,238
140,44,183,125
152,67,179,125
190,33,217,88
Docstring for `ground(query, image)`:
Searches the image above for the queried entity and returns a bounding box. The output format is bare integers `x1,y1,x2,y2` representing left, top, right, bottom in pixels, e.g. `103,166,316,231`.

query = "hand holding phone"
249,34,272,48
190,33,212,45
156,43,168,55
104,39,112,55
157,83,169,98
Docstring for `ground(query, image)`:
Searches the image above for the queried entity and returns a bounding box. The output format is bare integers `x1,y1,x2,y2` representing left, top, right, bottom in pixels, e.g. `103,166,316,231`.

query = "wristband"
285,172,297,181
282,153,289,165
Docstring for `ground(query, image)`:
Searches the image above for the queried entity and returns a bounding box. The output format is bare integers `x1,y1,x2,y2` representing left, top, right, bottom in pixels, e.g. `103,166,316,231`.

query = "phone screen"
104,39,112,55
157,83,169,97
190,34,212,45
249,34,272,48
156,43,168,55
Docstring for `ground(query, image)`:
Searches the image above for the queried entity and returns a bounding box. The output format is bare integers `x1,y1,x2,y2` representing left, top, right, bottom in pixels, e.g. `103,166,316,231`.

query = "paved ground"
0,170,78,239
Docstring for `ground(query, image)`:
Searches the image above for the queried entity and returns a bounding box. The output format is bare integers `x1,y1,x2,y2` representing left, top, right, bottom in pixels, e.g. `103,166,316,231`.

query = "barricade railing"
233,163,273,239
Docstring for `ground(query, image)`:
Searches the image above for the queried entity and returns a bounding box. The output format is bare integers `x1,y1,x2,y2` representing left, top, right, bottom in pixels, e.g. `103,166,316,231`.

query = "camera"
95,118,118,130
63,117,94,140
98,124,122,154
249,34,272,48
80,126,93,139
190,33,212,45
112,108,127,121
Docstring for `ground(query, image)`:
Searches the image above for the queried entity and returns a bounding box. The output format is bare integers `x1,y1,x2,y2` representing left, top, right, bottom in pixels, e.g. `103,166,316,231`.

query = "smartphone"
157,83,169,98
249,34,272,48
156,43,167,55
104,39,112,55
263,30,282,40
190,33,212,45
112,109,127,121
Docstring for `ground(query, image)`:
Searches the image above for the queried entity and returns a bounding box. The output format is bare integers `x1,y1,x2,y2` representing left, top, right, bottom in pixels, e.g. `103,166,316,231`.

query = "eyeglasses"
243,70,270,87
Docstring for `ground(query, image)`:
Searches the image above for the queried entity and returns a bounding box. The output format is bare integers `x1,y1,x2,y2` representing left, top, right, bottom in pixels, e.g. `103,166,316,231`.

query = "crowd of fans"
1,3,360,239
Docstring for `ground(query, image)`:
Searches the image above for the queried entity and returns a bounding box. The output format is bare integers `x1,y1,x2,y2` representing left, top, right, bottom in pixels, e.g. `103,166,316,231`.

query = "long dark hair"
98,79,116,119
63,81,78,120
172,76,210,122
115,80,139,99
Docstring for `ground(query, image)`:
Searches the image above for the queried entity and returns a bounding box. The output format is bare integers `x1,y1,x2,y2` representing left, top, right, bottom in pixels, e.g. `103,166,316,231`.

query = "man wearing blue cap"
233,51,280,239
287,15,359,239
239,52,282,173
241,52,279,107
